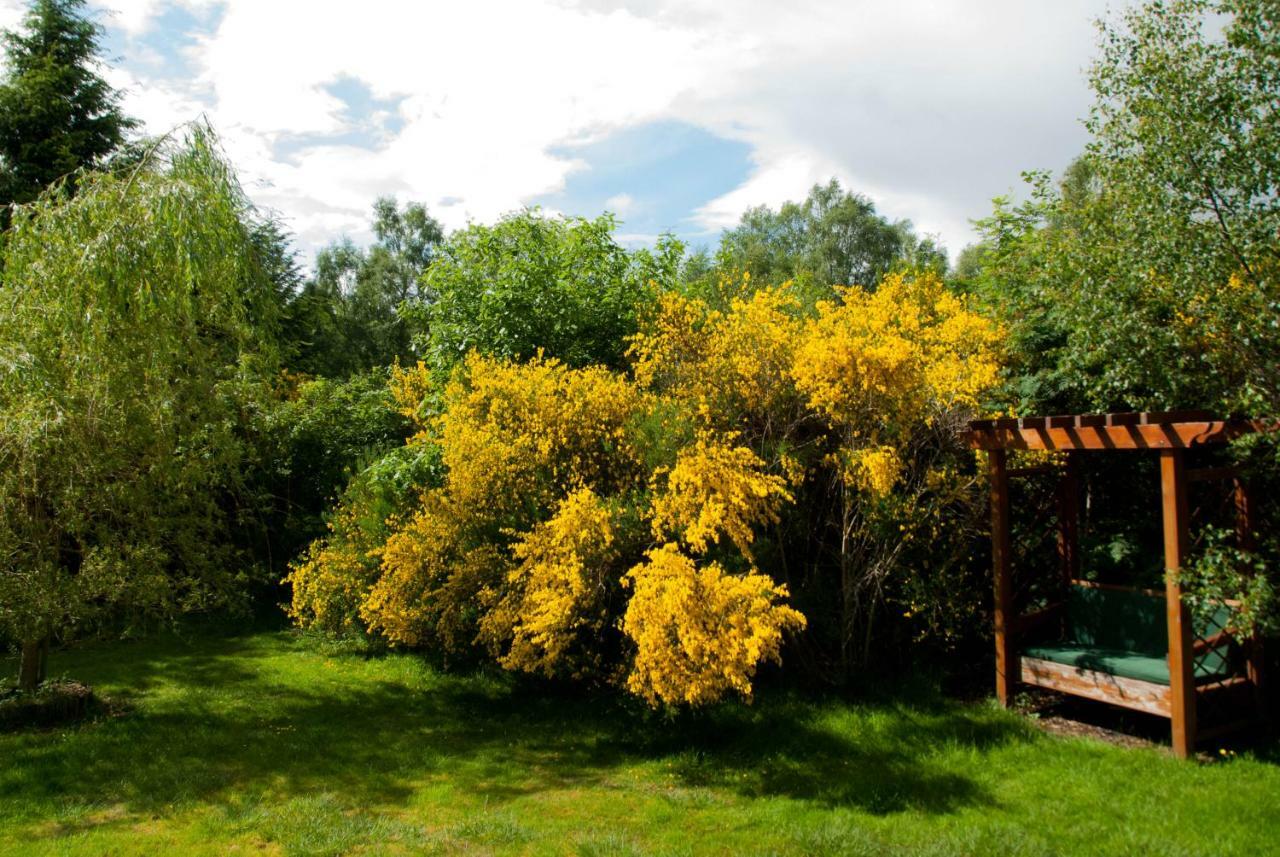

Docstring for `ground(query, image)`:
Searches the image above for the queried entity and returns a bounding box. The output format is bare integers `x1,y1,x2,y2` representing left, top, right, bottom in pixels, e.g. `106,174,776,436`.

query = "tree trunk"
18,637,48,692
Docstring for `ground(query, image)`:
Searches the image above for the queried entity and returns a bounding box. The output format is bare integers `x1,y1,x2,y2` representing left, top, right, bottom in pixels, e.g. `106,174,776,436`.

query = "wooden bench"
1017,582,1237,718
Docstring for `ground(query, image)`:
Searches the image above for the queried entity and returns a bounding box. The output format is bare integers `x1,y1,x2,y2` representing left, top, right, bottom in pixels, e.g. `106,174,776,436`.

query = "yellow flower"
649,431,792,561
621,544,806,707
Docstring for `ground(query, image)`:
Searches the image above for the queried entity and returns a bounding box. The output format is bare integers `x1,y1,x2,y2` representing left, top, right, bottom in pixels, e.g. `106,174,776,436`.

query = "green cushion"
1063,586,1167,655
1063,585,1234,650
1023,584,1237,684
1022,644,1230,686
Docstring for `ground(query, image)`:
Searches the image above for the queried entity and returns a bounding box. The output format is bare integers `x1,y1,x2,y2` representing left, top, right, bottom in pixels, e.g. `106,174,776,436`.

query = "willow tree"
0,128,278,690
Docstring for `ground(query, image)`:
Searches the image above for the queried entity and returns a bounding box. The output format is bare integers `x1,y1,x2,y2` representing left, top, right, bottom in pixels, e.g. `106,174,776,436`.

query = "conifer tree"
0,0,135,213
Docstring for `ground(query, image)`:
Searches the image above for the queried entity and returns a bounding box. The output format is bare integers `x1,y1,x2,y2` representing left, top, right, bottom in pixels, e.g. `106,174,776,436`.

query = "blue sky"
534,121,753,245
1,0,1118,260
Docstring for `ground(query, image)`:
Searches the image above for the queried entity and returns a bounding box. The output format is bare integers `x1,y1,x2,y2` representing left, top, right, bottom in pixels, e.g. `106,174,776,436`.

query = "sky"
0,0,1119,260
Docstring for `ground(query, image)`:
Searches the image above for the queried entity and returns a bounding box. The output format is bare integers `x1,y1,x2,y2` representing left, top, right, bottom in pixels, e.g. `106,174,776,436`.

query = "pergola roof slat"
966,412,1275,451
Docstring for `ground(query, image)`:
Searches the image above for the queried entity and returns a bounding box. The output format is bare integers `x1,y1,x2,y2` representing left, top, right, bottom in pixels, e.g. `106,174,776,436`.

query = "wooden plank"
990,449,1016,707
1161,449,1197,759
967,420,1272,451
1020,657,1171,716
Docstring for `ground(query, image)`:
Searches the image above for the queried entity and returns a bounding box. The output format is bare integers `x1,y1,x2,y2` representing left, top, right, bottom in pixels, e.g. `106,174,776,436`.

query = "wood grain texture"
968,420,1270,451
990,449,1015,707
1161,449,1196,759
1020,657,1172,717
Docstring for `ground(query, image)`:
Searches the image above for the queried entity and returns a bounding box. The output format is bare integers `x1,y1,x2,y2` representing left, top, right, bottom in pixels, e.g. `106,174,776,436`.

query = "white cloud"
604,192,635,216
0,0,24,41
96,0,218,36
83,0,1111,256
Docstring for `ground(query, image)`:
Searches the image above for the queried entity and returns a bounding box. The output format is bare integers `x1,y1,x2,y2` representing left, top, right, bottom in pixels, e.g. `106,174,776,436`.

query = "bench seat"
1022,644,1230,686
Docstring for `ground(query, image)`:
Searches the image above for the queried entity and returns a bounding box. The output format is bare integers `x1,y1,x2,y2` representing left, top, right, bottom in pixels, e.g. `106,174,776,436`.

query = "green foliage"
411,209,681,370
712,179,947,305
285,197,444,377
1177,528,1278,640
240,369,415,573
968,161,1130,413
0,127,276,684
0,0,136,212
969,0,1280,415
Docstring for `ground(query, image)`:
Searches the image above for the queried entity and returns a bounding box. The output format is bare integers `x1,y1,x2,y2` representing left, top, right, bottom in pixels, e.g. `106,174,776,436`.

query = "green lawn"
1,630,1277,856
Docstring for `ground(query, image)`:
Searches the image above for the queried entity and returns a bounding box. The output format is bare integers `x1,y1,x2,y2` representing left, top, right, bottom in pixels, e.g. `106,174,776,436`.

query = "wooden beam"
1020,658,1171,717
968,410,1218,433
1161,449,1197,759
990,449,1016,707
1058,453,1080,587
968,420,1271,452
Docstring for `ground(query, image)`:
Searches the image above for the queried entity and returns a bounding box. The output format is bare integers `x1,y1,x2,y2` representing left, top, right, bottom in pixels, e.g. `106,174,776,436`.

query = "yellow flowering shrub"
389,360,435,440
847,446,902,497
629,291,710,393
791,271,1001,436
287,502,385,633
650,432,791,560
439,352,646,512
621,543,806,706
360,491,498,650
359,354,650,655
630,282,804,422
291,266,1002,699
479,487,620,678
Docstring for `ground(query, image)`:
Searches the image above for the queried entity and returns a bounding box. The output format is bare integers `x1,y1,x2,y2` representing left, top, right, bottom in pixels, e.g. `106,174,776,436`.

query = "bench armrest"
1013,602,1064,636
1192,629,1234,656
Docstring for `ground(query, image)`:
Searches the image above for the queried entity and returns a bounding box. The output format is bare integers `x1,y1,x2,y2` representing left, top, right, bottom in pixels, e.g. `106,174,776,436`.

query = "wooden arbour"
968,411,1272,758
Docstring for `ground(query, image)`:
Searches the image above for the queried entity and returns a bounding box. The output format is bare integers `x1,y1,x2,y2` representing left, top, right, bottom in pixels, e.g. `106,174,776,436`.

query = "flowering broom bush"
289,269,1002,703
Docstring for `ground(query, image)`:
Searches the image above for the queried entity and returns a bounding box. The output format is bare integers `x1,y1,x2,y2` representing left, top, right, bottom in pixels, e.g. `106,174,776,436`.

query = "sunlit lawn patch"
1,630,1276,856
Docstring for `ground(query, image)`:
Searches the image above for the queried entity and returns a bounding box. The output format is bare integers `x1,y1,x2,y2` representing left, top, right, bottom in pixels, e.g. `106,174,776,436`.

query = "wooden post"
1234,475,1254,552
990,449,1016,707
1234,477,1266,714
1058,452,1080,588
1160,449,1196,758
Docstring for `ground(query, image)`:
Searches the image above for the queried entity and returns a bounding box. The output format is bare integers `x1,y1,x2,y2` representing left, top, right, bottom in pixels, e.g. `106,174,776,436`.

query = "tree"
287,198,444,377
714,179,947,303
0,128,277,691
970,0,1280,415
0,0,135,214
410,209,682,370
1086,0,1280,409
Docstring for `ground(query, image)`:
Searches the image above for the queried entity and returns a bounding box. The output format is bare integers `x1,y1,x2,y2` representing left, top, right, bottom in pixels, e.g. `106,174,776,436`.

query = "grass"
1,630,1278,856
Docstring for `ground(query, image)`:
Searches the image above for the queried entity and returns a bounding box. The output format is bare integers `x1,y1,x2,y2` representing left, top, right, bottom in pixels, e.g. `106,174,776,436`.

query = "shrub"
290,269,1003,702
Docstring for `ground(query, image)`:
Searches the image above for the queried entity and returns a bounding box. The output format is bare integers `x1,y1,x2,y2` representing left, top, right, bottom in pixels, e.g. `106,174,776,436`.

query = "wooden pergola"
968,411,1271,758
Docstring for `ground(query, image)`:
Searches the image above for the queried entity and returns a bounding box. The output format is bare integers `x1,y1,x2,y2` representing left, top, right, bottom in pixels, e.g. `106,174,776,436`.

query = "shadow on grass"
0,630,1033,826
